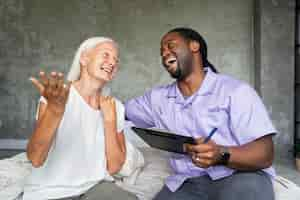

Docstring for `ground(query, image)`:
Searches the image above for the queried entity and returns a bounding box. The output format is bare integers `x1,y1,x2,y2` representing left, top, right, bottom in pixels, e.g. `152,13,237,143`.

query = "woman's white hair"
67,37,117,96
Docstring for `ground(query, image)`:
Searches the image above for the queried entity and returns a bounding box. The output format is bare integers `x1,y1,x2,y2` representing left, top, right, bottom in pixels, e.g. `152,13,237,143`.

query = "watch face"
220,148,230,165
223,152,230,163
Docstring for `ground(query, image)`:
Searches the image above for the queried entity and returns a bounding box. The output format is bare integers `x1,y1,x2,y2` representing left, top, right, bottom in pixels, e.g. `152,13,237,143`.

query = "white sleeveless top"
23,86,125,200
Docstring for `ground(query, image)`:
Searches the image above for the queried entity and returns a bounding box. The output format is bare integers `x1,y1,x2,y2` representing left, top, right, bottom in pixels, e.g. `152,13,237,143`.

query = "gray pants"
54,181,138,200
154,171,274,200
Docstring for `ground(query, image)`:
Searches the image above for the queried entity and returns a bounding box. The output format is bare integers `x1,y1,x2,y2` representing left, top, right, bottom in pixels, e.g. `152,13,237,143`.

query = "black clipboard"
131,127,196,154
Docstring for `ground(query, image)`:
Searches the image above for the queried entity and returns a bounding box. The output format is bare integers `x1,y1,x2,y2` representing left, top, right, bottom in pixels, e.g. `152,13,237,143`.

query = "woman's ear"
189,41,200,53
80,51,89,67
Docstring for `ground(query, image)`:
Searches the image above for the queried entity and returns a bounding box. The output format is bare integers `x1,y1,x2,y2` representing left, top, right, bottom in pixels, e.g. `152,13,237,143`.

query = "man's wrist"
217,146,231,166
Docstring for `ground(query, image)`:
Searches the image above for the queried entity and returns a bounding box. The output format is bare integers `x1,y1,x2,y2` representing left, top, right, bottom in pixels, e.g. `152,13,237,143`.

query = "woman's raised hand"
30,71,71,115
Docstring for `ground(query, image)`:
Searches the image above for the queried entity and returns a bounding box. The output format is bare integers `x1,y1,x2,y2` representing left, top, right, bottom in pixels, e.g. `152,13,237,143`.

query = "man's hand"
29,71,70,116
98,95,117,123
185,138,222,168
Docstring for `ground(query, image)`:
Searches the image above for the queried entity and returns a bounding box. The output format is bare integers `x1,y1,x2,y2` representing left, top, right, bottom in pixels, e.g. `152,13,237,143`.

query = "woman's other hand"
98,95,117,123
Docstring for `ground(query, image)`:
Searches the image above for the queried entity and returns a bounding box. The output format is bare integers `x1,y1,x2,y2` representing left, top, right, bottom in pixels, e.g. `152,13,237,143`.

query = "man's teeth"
167,58,177,64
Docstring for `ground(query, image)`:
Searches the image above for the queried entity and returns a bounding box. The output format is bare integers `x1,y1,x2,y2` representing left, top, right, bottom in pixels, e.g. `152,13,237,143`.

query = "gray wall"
0,0,295,156
255,0,295,156
0,0,254,139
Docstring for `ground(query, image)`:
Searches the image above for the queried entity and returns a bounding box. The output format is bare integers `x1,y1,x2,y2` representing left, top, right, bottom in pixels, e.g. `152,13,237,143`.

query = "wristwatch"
218,146,231,165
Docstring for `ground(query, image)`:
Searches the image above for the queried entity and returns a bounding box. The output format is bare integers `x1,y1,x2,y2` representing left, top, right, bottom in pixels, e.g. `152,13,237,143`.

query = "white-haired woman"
23,37,140,200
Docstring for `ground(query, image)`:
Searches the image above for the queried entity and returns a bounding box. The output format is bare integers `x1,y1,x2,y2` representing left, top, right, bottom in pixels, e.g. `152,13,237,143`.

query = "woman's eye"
103,52,109,58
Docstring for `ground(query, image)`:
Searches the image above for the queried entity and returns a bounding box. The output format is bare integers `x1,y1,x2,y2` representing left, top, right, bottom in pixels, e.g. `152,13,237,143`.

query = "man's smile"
164,56,178,70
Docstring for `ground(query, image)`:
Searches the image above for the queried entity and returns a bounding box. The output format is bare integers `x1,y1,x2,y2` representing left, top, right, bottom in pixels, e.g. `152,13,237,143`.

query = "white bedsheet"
0,149,300,200
0,153,31,200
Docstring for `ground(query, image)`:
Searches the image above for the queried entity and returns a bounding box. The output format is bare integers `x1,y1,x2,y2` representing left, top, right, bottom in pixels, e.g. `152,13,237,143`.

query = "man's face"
160,32,193,80
82,41,119,82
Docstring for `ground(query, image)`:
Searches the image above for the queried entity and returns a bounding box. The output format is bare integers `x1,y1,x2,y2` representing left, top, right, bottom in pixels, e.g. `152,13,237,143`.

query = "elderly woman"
23,37,141,200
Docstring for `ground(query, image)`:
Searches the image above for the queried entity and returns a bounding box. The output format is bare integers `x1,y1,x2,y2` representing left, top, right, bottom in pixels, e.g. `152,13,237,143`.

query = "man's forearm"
224,135,274,171
27,109,62,167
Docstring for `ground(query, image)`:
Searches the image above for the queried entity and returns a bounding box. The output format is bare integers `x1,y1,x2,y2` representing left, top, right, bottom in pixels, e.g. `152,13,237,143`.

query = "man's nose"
161,48,171,58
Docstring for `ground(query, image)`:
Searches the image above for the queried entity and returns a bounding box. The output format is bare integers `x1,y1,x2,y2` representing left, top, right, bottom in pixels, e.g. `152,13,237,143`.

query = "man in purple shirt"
125,27,276,200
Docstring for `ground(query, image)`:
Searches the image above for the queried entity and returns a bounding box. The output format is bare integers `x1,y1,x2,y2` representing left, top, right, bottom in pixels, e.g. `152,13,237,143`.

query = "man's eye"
168,43,176,49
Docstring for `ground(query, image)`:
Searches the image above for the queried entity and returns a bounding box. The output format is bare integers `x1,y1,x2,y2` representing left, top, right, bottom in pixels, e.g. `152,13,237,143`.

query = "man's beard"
169,64,183,80
169,57,193,81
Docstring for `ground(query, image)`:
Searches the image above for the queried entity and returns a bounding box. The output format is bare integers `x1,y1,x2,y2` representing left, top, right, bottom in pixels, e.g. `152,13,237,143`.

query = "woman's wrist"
103,116,117,123
45,105,65,119
103,119,117,131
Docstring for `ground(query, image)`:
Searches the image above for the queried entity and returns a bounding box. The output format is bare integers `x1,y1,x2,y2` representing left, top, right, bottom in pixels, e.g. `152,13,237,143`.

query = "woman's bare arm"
27,71,70,167
100,96,126,175
27,102,64,167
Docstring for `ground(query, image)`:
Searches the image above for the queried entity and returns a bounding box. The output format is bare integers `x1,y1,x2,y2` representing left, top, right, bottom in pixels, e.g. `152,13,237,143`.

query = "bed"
0,128,300,200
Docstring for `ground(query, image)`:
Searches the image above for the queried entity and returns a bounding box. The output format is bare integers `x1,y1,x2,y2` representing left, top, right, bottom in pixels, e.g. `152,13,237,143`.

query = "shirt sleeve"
125,90,155,128
229,84,277,145
35,96,47,121
115,98,125,133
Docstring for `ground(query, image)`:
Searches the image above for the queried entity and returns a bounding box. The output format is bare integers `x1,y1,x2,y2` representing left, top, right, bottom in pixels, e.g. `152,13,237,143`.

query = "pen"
203,128,218,143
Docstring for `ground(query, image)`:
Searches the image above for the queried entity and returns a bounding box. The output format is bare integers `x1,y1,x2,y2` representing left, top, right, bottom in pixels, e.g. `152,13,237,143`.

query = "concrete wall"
255,0,295,156
0,0,254,139
0,0,296,157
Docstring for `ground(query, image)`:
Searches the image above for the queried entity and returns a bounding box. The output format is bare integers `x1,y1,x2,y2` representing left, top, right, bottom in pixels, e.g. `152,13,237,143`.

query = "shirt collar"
166,67,218,99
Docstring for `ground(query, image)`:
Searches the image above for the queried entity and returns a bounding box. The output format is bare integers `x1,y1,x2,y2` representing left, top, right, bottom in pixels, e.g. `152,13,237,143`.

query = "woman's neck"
73,76,105,99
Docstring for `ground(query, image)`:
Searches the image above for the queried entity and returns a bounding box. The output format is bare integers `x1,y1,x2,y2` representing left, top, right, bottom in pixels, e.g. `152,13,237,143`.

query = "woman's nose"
104,57,116,67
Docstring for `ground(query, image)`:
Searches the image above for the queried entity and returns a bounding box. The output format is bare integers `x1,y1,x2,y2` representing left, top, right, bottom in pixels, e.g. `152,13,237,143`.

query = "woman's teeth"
100,66,112,74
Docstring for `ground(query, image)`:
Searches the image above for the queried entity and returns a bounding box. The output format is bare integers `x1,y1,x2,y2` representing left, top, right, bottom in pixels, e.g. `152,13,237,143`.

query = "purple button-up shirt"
125,68,277,192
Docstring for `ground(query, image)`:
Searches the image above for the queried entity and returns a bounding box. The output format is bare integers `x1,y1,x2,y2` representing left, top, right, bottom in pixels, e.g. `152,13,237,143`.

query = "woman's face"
81,41,119,82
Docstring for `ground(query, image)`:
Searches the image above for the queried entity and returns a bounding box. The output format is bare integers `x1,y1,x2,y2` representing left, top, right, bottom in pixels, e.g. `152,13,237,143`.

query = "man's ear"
189,41,200,53
80,51,89,67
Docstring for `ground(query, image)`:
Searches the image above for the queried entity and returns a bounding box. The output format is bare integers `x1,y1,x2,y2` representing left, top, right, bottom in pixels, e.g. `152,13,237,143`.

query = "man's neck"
177,66,206,97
